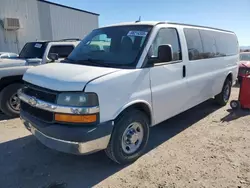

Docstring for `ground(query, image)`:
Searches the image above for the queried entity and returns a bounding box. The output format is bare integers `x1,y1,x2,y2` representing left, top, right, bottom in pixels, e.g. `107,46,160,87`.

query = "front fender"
84,69,152,124
114,99,154,126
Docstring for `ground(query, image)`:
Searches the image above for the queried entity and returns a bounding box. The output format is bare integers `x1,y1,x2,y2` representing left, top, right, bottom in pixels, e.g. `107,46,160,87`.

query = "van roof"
103,21,234,33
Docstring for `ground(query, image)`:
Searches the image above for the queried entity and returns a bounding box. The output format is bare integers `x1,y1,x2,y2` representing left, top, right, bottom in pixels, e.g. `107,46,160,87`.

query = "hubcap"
9,93,20,111
231,102,237,108
223,84,230,101
121,122,144,154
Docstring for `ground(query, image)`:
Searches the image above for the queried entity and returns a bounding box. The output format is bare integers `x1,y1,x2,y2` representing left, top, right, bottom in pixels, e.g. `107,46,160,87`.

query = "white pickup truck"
0,39,79,117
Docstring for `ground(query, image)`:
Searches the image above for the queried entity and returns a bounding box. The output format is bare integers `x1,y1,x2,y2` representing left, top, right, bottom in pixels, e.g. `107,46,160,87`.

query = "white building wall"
0,0,41,53
0,0,99,53
49,4,98,40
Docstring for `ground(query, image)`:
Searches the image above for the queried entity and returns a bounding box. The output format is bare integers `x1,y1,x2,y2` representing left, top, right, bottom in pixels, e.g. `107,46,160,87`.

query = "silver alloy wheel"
223,83,230,101
9,93,20,111
121,122,144,154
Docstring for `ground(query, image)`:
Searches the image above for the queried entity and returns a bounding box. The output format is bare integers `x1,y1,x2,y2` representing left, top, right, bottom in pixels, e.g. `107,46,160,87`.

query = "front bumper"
20,111,114,155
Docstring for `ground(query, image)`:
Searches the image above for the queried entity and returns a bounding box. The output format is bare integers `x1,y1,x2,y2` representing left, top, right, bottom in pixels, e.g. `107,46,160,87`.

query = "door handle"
183,65,186,78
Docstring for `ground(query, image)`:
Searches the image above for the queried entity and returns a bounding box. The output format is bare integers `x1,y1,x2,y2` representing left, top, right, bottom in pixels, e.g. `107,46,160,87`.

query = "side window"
49,45,74,58
214,32,227,56
215,32,238,56
151,28,182,61
227,34,238,55
200,30,217,58
184,28,203,60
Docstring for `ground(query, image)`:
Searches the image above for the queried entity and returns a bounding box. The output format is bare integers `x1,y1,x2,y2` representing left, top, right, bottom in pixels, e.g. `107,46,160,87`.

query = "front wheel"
215,78,232,106
105,110,150,164
0,83,23,117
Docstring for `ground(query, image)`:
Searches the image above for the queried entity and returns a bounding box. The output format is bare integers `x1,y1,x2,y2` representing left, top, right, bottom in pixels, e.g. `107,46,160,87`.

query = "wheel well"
226,73,233,83
0,75,23,92
115,103,152,125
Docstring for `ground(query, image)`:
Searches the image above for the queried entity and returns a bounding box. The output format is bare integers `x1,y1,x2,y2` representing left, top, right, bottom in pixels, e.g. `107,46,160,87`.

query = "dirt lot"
0,87,249,188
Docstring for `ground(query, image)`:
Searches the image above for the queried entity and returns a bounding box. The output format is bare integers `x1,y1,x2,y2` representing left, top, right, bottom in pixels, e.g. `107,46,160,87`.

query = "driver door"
149,27,189,125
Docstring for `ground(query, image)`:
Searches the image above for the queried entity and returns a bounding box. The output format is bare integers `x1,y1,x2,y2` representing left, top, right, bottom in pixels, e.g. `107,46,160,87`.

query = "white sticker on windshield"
127,31,148,37
34,43,42,48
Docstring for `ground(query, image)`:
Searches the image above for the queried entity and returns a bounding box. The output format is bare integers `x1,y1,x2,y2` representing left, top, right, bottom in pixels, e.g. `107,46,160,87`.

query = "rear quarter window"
184,28,238,61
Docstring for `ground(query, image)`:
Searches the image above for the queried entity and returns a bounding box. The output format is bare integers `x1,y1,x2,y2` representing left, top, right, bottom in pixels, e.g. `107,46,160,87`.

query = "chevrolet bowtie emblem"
28,97,37,106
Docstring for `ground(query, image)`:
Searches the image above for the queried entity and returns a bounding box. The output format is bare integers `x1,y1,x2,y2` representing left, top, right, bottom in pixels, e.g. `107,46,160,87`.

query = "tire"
105,110,150,164
215,78,232,106
0,83,23,117
230,100,240,110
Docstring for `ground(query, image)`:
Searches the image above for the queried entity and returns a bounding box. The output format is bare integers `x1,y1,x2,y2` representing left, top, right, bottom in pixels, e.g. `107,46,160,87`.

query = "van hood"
23,63,121,91
0,58,27,68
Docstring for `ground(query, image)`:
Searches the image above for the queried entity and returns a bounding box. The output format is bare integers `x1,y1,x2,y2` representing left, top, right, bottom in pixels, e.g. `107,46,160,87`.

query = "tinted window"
214,32,238,56
49,45,74,58
200,30,217,58
184,28,203,60
19,42,47,59
151,28,182,61
185,28,238,60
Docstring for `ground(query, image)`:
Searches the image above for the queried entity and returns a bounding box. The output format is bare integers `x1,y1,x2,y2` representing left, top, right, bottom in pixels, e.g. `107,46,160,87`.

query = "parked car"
238,52,250,84
0,39,80,117
19,21,239,164
0,52,19,59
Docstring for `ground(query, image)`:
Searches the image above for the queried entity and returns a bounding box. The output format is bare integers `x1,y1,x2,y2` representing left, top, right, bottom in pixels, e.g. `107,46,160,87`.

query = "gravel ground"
0,87,249,188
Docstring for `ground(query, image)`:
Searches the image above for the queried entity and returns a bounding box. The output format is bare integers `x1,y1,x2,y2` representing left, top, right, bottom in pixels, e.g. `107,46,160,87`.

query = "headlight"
57,92,98,106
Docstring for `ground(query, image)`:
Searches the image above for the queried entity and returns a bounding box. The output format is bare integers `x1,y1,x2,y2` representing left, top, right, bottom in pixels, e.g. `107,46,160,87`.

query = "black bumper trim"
20,110,114,143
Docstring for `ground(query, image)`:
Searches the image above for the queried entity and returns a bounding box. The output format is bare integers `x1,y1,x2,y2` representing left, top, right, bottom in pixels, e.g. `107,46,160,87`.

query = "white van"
18,21,239,164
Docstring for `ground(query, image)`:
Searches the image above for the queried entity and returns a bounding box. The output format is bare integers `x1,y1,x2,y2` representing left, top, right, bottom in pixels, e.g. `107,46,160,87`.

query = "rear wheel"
105,110,150,164
215,78,232,106
0,83,23,117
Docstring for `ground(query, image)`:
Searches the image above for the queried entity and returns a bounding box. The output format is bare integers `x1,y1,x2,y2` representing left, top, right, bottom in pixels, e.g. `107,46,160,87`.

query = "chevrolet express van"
18,21,239,164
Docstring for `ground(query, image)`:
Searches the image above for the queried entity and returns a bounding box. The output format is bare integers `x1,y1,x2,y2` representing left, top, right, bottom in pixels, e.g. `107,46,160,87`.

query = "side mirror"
158,44,173,62
48,53,59,62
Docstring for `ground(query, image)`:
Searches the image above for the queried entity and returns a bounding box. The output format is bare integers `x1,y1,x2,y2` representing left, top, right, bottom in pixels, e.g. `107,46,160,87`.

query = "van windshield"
19,42,47,59
67,25,152,68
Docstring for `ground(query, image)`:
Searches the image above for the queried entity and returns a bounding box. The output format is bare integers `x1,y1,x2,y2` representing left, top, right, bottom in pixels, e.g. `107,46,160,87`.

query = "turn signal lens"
55,114,97,123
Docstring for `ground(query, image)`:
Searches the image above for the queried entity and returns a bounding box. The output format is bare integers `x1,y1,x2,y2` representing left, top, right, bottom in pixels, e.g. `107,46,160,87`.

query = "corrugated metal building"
0,0,99,53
